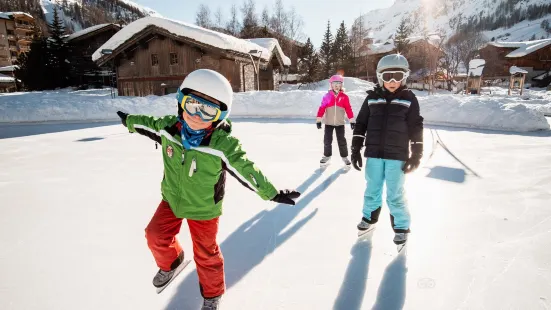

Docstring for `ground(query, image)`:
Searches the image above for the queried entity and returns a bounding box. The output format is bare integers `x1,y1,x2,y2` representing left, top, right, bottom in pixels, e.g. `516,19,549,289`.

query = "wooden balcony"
16,35,32,42
15,23,34,30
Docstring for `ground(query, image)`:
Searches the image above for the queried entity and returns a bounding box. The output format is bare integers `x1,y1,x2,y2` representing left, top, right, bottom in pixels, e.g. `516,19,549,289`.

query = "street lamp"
248,49,263,91
101,49,115,98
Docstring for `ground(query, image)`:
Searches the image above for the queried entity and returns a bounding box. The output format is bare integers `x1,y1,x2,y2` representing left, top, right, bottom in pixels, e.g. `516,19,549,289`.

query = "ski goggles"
377,70,409,83
176,90,227,122
331,81,343,85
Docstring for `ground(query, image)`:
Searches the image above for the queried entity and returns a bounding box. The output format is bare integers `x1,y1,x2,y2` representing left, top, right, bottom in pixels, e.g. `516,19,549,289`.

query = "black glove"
271,189,301,205
402,156,421,174
402,143,423,174
351,135,365,171
117,111,128,127
316,122,322,129
351,152,362,171
350,122,355,130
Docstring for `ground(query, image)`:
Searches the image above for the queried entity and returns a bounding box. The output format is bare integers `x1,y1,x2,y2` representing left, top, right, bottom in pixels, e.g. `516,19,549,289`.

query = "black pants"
324,125,348,157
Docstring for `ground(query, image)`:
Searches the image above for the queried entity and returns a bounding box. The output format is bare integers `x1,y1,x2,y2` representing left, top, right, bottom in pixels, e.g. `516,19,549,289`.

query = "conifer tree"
319,20,334,78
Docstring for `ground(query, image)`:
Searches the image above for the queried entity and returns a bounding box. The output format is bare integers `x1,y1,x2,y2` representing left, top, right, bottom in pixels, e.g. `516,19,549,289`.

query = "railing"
15,23,33,30
16,35,32,41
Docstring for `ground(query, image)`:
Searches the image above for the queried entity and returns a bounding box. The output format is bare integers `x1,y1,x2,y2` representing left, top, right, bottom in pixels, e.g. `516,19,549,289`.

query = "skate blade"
397,243,408,254
155,259,192,294
357,226,376,238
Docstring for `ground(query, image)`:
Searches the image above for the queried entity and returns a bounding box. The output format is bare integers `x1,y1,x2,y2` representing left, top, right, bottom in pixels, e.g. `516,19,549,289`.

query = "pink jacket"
316,91,354,126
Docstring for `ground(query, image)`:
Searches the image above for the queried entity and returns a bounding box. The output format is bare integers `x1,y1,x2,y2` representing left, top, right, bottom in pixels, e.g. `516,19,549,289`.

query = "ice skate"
394,232,408,253
357,217,376,237
202,296,221,310
320,156,331,167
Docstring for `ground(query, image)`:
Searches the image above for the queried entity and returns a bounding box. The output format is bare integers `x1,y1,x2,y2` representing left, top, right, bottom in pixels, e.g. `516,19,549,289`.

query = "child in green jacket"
116,69,300,309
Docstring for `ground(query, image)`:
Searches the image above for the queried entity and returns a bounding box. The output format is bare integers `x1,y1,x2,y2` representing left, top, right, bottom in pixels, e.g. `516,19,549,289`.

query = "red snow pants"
145,200,225,298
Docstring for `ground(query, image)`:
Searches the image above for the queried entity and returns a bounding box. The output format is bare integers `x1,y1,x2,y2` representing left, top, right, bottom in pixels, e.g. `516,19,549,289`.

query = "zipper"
379,97,390,158
189,157,197,177
333,92,337,125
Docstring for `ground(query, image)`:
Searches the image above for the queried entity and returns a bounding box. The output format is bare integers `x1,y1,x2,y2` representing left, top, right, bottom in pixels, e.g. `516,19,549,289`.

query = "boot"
202,296,222,310
342,157,351,166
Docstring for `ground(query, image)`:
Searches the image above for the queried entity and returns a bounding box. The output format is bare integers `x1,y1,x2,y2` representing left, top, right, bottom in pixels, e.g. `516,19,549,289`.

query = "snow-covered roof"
532,71,551,81
92,16,271,63
367,34,441,56
0,12,33,19
468,59,486,77
245,38,291,67
509,66,528,75
0,73,15,83
0,65,18,72
489,39,551,58
66,24,119,41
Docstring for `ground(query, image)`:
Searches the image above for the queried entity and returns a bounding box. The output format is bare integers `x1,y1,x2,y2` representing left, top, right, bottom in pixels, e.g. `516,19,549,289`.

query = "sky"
130,0,394,48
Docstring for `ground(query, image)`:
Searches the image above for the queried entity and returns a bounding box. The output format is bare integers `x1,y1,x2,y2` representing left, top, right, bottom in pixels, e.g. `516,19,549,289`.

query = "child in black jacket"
351,54,424,251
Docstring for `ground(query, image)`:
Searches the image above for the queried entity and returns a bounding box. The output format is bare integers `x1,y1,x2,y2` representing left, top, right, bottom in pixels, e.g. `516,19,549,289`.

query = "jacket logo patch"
166,145,174,158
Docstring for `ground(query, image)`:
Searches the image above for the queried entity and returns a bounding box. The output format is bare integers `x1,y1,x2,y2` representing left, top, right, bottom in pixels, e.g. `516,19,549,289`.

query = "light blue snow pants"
362,158,411,232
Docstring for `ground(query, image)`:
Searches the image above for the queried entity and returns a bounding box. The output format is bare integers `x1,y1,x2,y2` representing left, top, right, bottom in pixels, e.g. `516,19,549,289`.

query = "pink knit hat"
329,74,344,84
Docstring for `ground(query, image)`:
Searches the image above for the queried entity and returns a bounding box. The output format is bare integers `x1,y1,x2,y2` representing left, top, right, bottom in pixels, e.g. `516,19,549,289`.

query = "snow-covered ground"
1,81,549,131
1,119,550,309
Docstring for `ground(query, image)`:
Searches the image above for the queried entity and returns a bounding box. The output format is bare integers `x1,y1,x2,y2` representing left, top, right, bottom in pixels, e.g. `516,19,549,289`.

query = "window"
7,30,14,35
151,54,159,66
170,53,178,65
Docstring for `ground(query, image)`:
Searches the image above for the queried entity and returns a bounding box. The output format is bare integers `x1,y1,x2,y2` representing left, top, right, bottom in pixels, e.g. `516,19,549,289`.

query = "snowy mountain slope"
40,0,160,33
358,0,551,43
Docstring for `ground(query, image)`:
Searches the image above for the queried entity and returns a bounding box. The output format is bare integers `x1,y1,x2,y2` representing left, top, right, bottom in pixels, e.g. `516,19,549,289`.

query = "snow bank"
1,85,549,132
280,77,375,92
417,92,549,132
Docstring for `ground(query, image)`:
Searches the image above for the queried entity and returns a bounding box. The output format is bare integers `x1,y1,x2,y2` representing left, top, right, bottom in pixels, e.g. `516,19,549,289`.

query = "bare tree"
439,33,462,91
240,0,259,38
225,4,241,36
195,4,212,29
261,6,270,27
214,7,224,29
270,0,288,38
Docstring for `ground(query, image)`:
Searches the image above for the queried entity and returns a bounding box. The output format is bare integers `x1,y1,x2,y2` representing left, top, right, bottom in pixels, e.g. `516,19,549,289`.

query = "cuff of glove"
316,117,322,123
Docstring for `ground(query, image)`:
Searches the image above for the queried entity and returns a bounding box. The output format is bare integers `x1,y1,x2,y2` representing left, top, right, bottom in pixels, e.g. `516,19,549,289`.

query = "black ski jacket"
352,85,424,161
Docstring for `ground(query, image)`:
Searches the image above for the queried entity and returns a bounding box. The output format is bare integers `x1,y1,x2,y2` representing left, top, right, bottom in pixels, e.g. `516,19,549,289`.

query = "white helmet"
179,69,233,115
376,54,410,85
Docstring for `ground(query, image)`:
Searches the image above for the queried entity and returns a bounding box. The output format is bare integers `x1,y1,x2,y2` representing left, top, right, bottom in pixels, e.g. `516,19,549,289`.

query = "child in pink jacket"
316,75,355,167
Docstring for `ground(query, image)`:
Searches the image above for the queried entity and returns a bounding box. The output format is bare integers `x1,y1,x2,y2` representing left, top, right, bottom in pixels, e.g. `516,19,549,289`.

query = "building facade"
0,12,35,67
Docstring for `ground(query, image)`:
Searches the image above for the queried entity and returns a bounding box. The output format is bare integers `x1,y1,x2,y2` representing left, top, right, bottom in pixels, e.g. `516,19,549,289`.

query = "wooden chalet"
357,35,442,82
64,24,121,87
93,17,290,96
479,39,551,86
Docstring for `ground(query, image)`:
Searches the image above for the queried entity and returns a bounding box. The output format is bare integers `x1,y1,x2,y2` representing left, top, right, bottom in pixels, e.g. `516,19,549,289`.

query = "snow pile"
481,86,551,116
93,17,272,62
417,92,549,131
509,66,528,75
280,77,375,92
0,89,175,122
246,38,291,66
468,59,486,77
0,85,549,131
